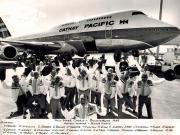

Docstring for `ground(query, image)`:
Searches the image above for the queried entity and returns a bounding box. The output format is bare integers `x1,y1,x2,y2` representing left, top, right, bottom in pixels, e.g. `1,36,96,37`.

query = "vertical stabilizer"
0,17,11,38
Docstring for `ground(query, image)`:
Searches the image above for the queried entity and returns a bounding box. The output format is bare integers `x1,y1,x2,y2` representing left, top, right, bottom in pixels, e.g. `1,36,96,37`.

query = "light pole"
156,0,163,63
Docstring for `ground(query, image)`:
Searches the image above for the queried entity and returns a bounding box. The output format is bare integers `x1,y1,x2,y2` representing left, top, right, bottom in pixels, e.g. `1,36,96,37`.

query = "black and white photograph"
0,0,180,121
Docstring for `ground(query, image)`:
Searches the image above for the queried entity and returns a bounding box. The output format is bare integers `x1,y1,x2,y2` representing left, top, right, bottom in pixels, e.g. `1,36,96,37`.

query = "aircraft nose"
160,26,180,40
169,26,180,38
170,27,180,34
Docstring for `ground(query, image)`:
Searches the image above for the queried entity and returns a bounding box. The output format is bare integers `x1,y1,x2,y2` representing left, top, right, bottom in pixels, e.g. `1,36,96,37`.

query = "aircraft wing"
0,39,81,60
1,40,62,52
0,61,23,68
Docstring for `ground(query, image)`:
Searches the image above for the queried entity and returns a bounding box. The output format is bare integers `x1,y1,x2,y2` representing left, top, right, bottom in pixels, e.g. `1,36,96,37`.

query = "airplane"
0,10,180,80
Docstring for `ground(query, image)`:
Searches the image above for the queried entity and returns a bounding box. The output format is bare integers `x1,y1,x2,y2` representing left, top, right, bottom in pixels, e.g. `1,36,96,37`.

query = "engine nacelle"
0,44,17,60
147,64,176,81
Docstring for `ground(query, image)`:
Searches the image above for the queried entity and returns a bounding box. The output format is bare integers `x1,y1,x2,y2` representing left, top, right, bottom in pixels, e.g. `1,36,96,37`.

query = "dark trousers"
42,94,49,113
16,94,27,115
33,94,46,110
103,94,115,113
133,96,137,111
117,93,135,118
74,88,78,105
65,87,75,110
28,94,46,118
91,90,101,107
138,95,153,119
50,98,63,119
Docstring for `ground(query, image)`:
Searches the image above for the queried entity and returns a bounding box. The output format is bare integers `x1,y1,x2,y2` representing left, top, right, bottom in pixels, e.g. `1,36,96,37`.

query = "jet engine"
146,64,176,81
0,44,17,60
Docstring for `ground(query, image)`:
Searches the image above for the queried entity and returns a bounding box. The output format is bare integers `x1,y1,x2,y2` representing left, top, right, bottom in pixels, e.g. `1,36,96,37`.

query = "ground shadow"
126,108,148,119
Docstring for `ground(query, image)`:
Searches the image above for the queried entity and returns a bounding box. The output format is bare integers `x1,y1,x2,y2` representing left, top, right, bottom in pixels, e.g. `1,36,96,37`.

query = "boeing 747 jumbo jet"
0,10,180,60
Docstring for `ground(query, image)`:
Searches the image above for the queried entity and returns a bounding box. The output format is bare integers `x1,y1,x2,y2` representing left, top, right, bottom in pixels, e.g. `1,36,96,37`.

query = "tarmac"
0,67,180,119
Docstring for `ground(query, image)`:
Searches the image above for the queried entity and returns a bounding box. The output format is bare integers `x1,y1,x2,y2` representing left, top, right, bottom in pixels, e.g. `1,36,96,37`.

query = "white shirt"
19,76,28,94
49,85,65,99
2,80,27,102
90,70,103,92
136,80,153,97
77,76,89,91
74,103,98,119
75,66,89,90
39,76,49,95
45,75,56,88
28,78,46,95
64,75,76,88
88,64,98,88
102,78,116,98
116,78,136,98
63,65,76,88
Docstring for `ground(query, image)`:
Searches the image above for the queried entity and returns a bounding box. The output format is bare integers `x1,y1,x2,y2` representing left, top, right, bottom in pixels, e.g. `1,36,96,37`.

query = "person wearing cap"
73,94,98,119
49,76,65,119
102,68,116,115
63,67,76,111
2,75,27,118
136,73,153,119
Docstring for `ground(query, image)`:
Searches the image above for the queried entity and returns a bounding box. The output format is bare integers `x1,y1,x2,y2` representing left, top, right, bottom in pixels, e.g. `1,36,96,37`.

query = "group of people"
1,54,163,119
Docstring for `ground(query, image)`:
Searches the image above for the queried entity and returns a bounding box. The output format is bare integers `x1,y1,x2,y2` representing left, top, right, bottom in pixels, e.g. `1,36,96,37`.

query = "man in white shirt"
90,69,103,110
64,67,76,110
76,67,90,100
2,75,27,118
28,71,47,118
45,70,57,87
136,73,153,119
116,70,136,117
74,94,98,119
102,69,116,115
49,76,65,119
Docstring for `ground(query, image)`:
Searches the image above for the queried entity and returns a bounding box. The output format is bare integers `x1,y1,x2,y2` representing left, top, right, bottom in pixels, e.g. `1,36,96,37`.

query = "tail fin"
0,17,11,38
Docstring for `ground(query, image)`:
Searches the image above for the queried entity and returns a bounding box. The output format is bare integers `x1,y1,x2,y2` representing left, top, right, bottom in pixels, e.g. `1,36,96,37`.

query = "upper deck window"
87,16,112,21
132,11,146,16
62,22,75,26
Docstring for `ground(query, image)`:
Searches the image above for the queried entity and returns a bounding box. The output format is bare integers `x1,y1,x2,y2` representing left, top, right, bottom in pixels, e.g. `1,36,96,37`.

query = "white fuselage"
8,10,180,53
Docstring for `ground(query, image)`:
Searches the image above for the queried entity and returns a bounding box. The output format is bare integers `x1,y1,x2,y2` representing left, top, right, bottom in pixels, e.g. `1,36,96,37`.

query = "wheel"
132,50,139,57
113,52,121,62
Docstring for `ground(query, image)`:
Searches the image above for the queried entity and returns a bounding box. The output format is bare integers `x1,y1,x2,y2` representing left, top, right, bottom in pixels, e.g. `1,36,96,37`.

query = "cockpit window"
132,11,146,16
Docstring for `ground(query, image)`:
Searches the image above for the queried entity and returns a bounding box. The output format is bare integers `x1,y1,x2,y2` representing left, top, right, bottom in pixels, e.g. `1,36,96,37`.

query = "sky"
0,0,180,37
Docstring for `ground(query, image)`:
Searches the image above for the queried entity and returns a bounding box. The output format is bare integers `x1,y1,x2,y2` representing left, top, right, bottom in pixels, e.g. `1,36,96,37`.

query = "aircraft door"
105,26,112,39
64,31,70,41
